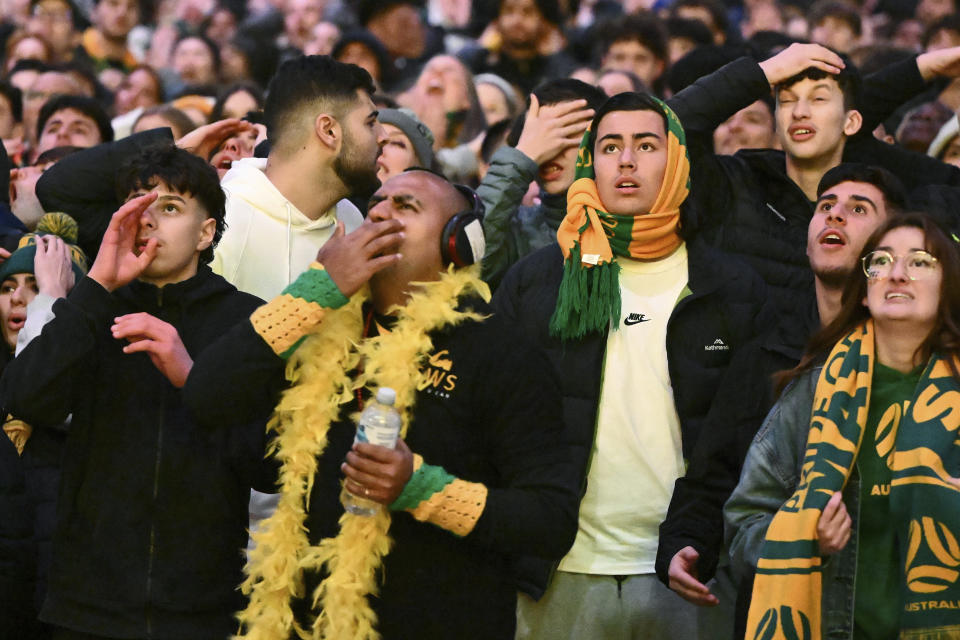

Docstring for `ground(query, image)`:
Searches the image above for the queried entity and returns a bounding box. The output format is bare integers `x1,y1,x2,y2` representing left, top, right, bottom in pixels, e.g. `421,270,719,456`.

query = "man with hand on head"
0,144,275,640
184,169,579,640
478,78,604,288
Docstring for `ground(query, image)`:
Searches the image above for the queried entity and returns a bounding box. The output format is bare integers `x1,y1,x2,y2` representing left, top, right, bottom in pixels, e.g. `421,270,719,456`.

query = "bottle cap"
376,387,397,406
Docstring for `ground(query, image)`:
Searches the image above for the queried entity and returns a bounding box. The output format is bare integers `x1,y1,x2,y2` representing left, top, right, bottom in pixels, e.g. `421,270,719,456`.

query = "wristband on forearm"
251,263,349,358
390,454,488,536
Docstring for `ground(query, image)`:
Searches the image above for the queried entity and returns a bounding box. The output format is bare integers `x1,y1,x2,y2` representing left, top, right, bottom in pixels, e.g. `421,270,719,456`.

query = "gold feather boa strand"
236,265,491,640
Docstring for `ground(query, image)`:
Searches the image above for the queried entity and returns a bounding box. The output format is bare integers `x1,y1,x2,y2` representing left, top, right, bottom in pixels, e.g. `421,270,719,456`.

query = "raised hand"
176,118,257,160
917,45,960,82
516,95,595,166
342,438,415,505
111,312,193,387
33,235,74,298
758,43,845,86
668,546,720,606
88,193,159,293
816,491,852,555
315,219,405,298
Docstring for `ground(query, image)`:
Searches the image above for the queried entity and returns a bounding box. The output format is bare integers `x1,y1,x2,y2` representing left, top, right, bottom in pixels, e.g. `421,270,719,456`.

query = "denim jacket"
724,366,860,640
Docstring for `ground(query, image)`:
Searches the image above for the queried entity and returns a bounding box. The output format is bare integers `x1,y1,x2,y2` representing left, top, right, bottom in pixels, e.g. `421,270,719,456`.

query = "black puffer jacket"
0,267,273,640
668,55,960,318
493,240,772,597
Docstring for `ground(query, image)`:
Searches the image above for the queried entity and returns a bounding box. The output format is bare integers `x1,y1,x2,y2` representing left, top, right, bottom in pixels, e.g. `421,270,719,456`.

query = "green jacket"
477,146,567,289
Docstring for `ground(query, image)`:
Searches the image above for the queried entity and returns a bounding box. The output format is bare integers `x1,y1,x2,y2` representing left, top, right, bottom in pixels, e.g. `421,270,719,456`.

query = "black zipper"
145,287,165,639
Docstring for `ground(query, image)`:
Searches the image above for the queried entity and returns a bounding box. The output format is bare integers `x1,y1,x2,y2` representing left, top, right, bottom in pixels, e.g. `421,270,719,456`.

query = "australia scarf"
549,97,690,341
747,320,960,640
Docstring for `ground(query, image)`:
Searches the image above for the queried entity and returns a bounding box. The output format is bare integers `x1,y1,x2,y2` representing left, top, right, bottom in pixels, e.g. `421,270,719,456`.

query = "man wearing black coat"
494,92,771,639
0,145,273,640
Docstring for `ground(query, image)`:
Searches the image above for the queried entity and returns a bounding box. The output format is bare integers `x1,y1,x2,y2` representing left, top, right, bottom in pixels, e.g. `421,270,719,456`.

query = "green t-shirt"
853,363,923,640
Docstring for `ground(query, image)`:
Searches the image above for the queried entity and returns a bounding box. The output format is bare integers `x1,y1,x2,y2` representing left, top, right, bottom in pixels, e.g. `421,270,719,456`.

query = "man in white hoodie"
213,55,382,301
212,55,382,539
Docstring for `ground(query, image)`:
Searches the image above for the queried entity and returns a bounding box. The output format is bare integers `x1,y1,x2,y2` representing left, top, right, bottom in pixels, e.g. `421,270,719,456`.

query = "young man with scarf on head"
493,92,770,639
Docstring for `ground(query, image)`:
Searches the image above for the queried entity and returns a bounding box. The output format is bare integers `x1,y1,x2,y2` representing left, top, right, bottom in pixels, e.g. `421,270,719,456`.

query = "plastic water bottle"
341,387,402,516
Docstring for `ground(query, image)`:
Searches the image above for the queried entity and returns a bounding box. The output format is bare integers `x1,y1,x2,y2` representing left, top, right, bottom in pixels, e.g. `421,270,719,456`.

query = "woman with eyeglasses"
725,212,960,640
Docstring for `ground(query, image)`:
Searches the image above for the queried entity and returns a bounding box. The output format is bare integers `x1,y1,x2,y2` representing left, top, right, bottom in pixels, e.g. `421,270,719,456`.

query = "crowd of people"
1,0,960,638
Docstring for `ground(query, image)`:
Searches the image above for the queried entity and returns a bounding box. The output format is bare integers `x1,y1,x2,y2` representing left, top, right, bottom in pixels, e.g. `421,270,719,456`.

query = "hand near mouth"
88,193,159,293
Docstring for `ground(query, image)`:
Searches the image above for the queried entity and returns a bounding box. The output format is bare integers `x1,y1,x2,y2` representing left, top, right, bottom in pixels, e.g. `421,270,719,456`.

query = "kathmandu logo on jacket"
704,338,730,352
624,313,650,326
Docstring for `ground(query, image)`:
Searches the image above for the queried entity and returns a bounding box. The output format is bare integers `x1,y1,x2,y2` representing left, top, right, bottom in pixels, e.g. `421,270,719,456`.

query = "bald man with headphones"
182,169,579,639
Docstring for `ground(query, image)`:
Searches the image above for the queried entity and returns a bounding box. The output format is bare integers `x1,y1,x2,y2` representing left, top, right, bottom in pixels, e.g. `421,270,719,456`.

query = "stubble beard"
333,140,381,201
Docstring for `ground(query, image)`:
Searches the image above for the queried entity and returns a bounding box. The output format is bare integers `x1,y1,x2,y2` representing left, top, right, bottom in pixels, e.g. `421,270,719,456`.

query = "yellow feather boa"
236,265,490,640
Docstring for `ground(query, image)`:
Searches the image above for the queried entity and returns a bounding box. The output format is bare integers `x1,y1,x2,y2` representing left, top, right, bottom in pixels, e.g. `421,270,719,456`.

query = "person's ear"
196,216,216,253
314,113,341,152
843,109,863,137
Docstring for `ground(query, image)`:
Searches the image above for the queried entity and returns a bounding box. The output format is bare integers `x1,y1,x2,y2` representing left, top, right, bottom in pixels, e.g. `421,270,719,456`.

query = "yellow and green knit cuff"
390,454,488,537
251,263,349,359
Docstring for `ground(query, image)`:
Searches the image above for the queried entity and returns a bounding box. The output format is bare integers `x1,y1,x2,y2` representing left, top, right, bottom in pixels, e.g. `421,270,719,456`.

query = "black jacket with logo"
185,297,580,639
493,240,772,597
0,267,273,640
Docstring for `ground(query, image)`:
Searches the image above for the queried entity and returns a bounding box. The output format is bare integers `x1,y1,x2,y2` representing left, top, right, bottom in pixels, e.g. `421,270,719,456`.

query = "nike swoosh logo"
624,317,650,326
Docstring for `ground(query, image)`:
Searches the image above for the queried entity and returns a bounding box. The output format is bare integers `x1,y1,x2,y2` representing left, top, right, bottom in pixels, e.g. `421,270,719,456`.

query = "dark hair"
809,0,862,36
670,0,729,35
35,144,82,164
29,0,90,30
778,212,960,391
665,44,737,94
481,118,514,164
665,16,715,48
126,64,165,103
817,163,908,213
115,144,226,265
173,33,222,77
496,0,562,25
133,105,197,138
507,78,607,147
332,30,391,81
0,82,23,123
598,13,669,64
587,91,668,152
211,83,263,121
597,68,648,92
357,0,426,26
774,54,862,112
226,35,280,89
264,55,375,151
923,14,960,49
37,94,113,143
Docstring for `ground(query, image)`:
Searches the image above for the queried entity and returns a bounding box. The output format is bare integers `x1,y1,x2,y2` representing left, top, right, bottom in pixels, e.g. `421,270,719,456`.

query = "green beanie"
0,213,88,284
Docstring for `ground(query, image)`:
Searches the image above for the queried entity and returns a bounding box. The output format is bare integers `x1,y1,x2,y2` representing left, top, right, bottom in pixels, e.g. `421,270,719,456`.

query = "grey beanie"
377,108,435,168
475,73,520,116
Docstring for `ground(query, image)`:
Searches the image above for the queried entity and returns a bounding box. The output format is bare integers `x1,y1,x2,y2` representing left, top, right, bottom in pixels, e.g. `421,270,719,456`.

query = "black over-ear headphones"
440,184,486,267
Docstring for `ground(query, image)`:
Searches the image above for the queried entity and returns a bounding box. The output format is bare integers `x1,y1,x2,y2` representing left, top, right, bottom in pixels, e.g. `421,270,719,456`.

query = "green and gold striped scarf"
748,320,960,640
549,97,690,341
